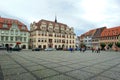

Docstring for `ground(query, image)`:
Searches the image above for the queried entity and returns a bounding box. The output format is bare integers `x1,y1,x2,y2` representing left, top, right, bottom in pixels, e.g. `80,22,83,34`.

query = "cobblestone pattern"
0,65,4,80
0,50,120,80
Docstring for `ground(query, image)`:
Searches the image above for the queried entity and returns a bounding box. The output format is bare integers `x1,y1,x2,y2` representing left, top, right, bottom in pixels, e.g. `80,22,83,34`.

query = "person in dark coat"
9,45,12,53
5,44,9,52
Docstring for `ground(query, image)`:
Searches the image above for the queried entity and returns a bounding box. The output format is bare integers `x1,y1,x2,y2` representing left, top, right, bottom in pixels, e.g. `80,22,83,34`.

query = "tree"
100,42,106,50
80,43,85,48
116,42,120,48
108,43,113,48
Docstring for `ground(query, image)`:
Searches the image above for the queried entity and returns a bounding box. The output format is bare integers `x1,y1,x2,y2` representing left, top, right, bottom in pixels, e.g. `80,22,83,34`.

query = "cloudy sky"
0,0,120,35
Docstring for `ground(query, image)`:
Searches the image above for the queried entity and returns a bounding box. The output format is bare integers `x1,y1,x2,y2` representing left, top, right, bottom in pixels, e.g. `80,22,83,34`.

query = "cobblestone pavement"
0,50,120,80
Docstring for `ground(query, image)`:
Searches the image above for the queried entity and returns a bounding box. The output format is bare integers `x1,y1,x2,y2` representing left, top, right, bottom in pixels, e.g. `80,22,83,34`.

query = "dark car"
32,48,41,51
0,46,6,50
12,47,22,51
56,48,63,50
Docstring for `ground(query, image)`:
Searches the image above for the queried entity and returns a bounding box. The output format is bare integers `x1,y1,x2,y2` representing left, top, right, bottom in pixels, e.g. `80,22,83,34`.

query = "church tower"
55,16,57,23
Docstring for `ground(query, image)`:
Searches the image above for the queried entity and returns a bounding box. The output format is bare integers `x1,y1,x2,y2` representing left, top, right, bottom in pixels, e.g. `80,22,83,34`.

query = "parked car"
56,48,63,50
44,48,56,51
32,48,41,51
12,47,22,51
0,46,6,50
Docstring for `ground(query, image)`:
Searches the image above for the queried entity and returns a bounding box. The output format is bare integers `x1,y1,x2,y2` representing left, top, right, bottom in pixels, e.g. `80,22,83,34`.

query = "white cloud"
0,0,120,35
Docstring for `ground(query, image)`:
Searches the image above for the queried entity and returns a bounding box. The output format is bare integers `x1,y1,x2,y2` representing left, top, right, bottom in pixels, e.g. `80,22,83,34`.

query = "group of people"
91,46,100,53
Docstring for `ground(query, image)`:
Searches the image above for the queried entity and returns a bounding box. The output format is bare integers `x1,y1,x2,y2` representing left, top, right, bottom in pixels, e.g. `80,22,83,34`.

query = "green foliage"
108,43,113,48
116,42,120,48
100,42,106,49
80,43,86,47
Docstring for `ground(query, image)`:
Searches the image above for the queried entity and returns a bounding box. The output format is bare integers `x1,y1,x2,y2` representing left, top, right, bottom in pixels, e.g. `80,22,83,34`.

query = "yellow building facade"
30,19,76,50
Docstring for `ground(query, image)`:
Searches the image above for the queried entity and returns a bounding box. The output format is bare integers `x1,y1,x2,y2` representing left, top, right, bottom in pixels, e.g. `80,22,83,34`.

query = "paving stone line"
17,52,110,69
85,62,120,80
5,54,42,80
0,65,4,80
5,51,120,80
15,53,80,80
59,55,120,74
17,52,120,80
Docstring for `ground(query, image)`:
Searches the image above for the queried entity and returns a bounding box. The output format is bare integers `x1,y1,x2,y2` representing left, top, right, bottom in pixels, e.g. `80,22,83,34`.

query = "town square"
0,0,120,80
0,50,120,80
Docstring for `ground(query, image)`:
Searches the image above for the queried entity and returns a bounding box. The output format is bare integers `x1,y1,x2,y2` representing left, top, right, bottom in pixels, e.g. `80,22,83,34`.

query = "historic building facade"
30,19,76,49
92,27,106,47
75,36,80,48
100,26,120,44
0,17,29,49
119,35,120,42
79,29,96,48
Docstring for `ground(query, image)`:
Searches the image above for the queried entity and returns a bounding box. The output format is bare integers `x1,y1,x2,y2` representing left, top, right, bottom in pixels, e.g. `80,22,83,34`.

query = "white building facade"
0,17,29,49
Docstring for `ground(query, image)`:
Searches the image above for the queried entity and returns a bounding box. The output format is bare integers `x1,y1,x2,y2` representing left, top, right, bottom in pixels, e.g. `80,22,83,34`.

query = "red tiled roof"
80,34,85,39
0,17,29,32
80,29,96,37
101,26,120,37
35,19,68,30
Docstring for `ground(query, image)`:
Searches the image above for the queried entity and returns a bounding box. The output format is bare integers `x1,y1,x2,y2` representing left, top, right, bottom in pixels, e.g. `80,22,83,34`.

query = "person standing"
9,45,12,53
5,44,9,52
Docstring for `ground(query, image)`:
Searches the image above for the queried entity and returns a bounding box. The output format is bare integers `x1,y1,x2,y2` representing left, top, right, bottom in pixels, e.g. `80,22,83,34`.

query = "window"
1,36,4,41
15,30,18,35
89,40,91,42
11,30,14,35
6,36,8,41
54,34,56,37
38,40,40,42
6,31,8,35
54,39,56,43
45,40,46,42
1,31,4,34
24,33,26,36
20,37,22,41
10,37,13,41
15,37,18,41
24,37,26,42
3,24,8,28
22,26,26,30
49,33,52,37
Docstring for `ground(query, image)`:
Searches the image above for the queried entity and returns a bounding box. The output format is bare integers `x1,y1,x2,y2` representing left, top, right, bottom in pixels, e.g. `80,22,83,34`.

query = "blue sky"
0,0,120,36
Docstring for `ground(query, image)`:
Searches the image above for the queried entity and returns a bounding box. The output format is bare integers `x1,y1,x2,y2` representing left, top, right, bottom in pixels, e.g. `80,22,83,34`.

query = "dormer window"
3,24,8,28
1,31,4,34
22,26,26,30
12,23,18,28
61,25,65,30
41,21,46,25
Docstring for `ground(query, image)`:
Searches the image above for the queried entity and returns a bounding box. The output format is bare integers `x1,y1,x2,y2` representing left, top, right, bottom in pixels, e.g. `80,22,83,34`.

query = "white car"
44,48,56,51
